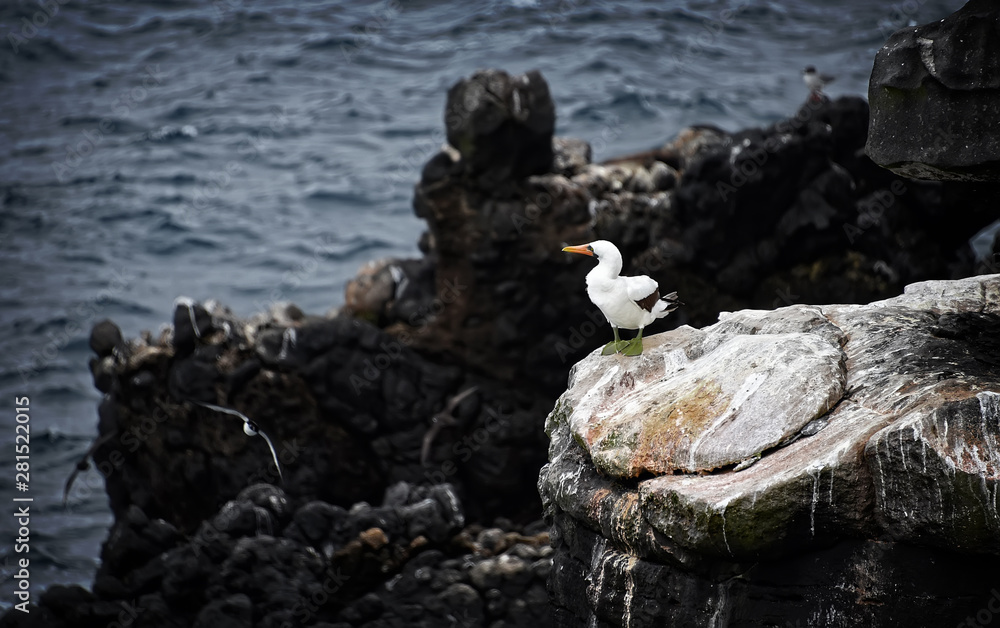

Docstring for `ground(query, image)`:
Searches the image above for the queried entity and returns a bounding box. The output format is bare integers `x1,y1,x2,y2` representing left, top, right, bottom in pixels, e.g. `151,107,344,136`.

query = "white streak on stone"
899,429,907,472
875,432,887,507
173,296,202,338
587,537,608,628
688,371,767,470
708,580,731,628
809,467,821,537
828,466,835,505
719,498,733,556
278,327,297,361
622,555,636,628
977,392,1000,472
917,37,936,74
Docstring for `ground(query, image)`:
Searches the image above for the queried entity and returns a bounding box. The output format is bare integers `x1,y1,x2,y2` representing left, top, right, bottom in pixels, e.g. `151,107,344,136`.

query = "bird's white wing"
625,275,659,302
191,400,284,482
256,430,284,482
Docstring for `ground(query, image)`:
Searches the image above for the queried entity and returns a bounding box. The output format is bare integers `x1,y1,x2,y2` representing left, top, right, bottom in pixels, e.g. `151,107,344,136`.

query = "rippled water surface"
0,0,965,602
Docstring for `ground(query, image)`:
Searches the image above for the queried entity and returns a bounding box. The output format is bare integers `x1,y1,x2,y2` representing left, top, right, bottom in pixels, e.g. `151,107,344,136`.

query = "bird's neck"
590,256,622,280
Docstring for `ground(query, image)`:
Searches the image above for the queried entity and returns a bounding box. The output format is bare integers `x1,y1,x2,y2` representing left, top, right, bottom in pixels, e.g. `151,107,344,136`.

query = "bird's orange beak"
562,244,593,257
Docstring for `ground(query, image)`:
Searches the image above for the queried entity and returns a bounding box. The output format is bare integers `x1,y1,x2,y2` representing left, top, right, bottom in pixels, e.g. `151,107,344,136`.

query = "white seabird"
191,400,284,482
802,66,835,95
562,240,682,356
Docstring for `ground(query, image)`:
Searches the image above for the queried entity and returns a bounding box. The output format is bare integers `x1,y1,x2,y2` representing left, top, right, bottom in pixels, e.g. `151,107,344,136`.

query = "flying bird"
421,386,480,466
191,400,284,482
802,66,835,95
63,430,118,507
65,401,285,509
562,240,682,356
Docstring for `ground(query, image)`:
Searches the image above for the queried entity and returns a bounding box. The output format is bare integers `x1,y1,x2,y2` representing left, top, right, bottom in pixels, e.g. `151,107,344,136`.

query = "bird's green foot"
622,338,644,356
602,340,630,355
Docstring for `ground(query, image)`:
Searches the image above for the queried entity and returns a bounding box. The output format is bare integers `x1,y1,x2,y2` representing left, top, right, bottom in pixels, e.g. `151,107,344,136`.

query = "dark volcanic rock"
70,70,991,581
867,0,1000,181
3,484,552,628
547,515,1000,628
89,319,125,393
172,298,214,358
445,68,556,188
73,304,549,537
89,319,123,357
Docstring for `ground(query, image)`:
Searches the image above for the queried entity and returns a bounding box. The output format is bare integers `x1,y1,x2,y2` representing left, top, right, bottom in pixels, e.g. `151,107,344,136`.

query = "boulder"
565,323,846,476
88,319,123,357
867,0,1000,180
540,274,1000,626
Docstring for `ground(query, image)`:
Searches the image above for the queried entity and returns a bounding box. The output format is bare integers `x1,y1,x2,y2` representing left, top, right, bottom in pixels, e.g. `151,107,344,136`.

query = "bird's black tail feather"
660,291,684,314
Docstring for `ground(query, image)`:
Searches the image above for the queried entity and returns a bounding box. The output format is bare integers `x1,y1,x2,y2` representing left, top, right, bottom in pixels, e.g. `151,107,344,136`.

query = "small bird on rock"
802,66,835,96
421,386,479,466
562,240,682,356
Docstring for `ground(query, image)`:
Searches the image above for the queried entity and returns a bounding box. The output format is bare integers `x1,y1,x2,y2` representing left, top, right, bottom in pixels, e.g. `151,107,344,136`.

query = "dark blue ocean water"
0,0,966,606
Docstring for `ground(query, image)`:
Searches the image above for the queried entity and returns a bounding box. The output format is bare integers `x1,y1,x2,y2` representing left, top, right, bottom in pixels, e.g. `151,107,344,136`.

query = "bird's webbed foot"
622,337,644,356
602,340,630,355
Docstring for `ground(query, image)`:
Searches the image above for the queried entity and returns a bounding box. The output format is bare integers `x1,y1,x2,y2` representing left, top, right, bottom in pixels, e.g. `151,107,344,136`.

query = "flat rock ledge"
539,274,1000,627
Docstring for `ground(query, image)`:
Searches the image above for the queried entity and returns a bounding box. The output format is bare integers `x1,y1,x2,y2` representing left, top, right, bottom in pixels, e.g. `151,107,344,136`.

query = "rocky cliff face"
540,274,1000,626
867,0,1000,181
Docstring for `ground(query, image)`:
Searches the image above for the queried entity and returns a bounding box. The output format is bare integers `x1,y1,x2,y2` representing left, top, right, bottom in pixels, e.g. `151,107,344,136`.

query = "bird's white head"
562,239,621,260
561,240,623,274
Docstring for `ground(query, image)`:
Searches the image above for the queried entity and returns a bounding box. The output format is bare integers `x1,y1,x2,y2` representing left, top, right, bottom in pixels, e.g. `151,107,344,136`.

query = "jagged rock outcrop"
77,302,551,537
539,274,1000,627
2,482,552,628
444,68,556,189
867,0,1000,181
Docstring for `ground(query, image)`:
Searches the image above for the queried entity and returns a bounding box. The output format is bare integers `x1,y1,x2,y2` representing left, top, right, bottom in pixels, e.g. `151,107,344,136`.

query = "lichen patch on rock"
566,325,846,477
